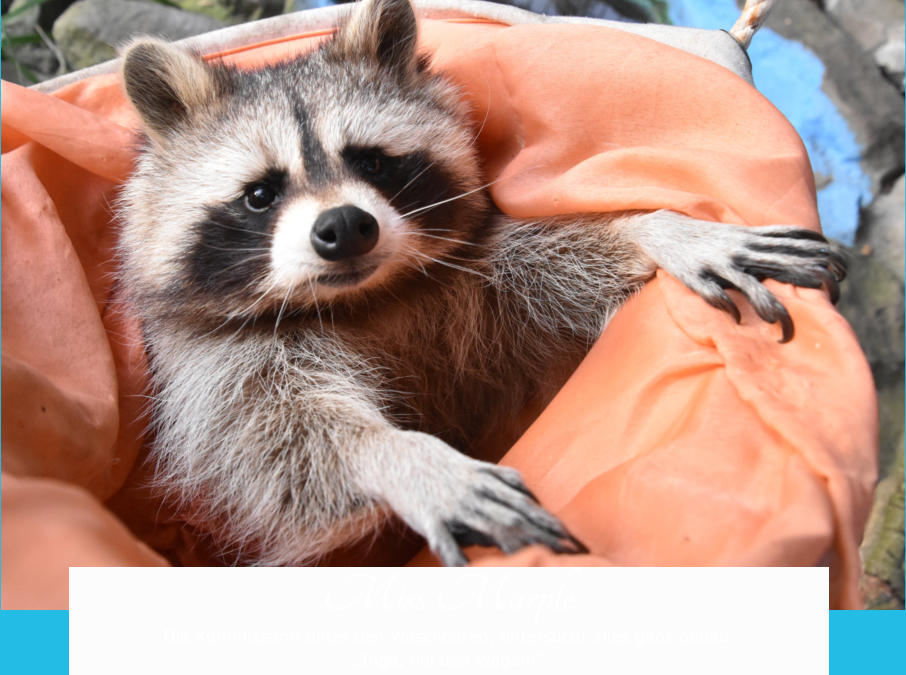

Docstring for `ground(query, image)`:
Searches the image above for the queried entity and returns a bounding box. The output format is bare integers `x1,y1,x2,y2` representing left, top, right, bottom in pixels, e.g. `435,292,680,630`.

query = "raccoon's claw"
424,465,586,567
683,226,847,343
374,431,586,567
697,268,796,342
479,468,589,554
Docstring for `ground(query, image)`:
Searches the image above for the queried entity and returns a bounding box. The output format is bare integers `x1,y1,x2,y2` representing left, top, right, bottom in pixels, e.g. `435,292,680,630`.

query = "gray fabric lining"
32,0,752,93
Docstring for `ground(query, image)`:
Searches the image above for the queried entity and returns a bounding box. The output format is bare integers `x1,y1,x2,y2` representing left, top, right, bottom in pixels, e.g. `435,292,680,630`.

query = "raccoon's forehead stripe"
292,100,331,187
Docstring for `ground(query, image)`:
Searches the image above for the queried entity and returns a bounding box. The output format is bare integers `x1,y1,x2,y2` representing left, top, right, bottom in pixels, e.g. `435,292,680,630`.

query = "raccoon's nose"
310,205,379,261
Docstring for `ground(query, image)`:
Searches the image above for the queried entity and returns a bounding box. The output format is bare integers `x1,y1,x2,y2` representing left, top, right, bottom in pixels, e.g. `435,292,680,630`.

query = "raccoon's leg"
150,330,583,566
617,210,847,342
351,429,587,566
489,211,844,350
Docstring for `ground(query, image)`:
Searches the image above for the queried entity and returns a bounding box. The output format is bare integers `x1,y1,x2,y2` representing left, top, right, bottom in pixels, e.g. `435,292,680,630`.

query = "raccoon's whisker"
238,280,281,318
198,278,279,339
197,244,274,253
272,287,293,342
214,253,272,277
410,257,429,277
417,228,473,233
412,228,488,247
402,243,482,266
405,248,491,282
466,90,491,150
397,243,439,279
222,276,277,318
400,255,430,279
213,223,275,239
389,158,438,203
198,313,245,341
307,278,325,332
398,178,502,219
133,393,165,403
402,231,482,247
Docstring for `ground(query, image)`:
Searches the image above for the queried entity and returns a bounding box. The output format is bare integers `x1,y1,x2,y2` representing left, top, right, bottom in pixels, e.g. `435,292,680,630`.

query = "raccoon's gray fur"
117,0,845,566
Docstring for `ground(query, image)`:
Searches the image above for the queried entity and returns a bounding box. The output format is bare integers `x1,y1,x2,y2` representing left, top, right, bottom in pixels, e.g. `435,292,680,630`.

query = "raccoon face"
118,0,489,325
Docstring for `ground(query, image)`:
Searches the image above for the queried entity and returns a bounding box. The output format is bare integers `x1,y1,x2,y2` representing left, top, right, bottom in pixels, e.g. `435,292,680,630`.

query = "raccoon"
117,0,845,566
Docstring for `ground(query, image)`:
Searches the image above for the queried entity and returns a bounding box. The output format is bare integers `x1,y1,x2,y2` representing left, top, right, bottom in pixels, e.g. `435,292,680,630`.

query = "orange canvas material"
1,16,877,609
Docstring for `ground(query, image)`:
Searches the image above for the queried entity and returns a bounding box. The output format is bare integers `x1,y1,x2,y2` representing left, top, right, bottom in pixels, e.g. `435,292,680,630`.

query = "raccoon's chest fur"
329,236,593,456
139,215,626,564
147,215,617,472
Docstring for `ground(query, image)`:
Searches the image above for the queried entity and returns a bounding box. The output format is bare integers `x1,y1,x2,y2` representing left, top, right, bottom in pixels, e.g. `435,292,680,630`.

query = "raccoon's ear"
335,0,419,76
121,38,222,139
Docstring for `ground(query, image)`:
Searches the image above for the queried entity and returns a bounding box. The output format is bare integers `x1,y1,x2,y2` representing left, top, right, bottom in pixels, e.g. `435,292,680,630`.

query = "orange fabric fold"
1,473,168,610
0,17,876,609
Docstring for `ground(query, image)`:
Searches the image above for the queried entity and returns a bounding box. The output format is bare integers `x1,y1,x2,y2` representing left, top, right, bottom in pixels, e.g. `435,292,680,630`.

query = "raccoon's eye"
243,184,278,212
343,146,400,185
362,155,382,175
356,151,386,176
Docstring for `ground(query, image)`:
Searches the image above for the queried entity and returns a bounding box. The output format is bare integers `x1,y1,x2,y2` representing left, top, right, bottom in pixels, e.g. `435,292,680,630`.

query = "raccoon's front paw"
656,221,846,342
426,462,588,567
372,432,586,566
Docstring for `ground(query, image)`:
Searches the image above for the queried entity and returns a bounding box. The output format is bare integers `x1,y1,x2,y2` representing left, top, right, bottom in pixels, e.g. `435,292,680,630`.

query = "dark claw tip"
707,291,742,324
480,468,541,503
825,274,840,305
752,295,795,343
568,534,590,555
828,252,848,282
776,306,794,343
549,530,590,555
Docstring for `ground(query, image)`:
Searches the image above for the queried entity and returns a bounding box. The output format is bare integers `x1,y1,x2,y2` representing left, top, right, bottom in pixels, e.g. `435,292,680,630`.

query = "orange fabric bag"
0,15,877,609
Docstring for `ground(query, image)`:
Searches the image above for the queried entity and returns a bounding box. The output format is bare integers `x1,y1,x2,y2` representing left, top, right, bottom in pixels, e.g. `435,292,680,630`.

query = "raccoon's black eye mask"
343,146,394,183
342,145,461,218
347,147,387,177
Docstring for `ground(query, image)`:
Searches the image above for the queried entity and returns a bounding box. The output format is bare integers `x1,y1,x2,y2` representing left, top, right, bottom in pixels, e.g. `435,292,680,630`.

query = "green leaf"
3,0,55,20
15,59,40,83
1,33,43,47
608,0,673,24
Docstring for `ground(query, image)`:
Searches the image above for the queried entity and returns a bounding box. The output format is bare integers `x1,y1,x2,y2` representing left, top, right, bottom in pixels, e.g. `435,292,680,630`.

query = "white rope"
730,0,776,49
